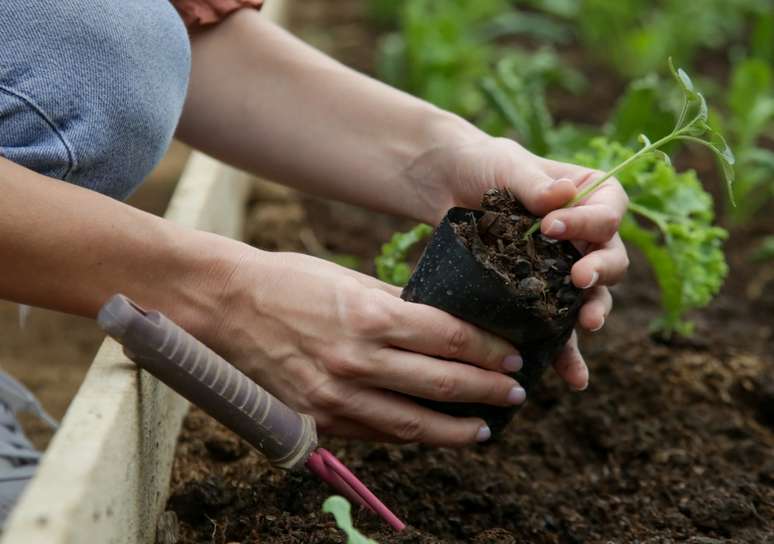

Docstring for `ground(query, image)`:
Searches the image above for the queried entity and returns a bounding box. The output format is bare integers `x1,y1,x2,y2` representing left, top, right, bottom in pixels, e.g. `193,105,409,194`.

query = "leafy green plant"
375,224,432,286
572,139,728,336
527,59,735,235
721,57,774,222
322,496,379,544
479,49,585,155
752,235,774,262
377,0,579,121
572,0,766,78
377,0,506,118
517,60,734,336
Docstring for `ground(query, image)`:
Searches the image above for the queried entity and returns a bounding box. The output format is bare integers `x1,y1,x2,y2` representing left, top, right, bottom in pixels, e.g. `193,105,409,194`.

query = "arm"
176,9,477,224
0,157,236,344
0,157,522,445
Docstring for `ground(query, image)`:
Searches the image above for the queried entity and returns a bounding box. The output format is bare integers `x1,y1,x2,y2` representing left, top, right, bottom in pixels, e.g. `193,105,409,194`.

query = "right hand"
209,249,526,446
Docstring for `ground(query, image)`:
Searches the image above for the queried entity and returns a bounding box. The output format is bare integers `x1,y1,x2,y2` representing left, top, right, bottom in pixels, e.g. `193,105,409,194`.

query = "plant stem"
570,132,675,204
523,131,678,239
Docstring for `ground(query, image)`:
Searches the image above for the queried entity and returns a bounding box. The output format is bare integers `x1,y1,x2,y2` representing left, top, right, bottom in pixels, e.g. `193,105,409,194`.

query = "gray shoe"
0,371,57,525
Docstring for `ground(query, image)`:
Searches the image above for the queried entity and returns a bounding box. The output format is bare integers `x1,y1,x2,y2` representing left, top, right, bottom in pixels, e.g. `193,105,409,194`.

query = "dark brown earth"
458,188,581,318
164,3,773,543
166,171,774,544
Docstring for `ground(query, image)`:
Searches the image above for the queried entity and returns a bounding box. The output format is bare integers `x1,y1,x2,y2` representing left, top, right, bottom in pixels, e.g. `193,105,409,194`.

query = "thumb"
504,174,577,217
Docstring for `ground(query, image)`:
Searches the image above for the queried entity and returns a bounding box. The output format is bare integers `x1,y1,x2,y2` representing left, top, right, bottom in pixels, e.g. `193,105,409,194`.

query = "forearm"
0,157,244,347
176,10,483,223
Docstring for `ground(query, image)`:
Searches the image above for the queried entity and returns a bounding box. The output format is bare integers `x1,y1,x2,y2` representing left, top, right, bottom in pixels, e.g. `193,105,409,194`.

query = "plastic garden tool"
97,294,405,531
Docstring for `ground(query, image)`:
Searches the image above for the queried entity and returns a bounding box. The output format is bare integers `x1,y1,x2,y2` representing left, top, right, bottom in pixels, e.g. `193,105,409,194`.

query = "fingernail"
573,369,590,391
582,271,599,289
507,386,527,405
550,177,572,188
573,380,589,392
590,318,605,332
545,219,566,237
476,425,492,442
502,354,523,372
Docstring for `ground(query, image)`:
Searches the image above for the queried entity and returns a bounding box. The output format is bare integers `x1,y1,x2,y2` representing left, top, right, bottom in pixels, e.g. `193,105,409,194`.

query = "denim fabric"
0,1,191,200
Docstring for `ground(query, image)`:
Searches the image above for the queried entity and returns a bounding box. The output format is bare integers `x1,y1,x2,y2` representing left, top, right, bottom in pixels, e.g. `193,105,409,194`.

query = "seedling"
323,496,379,544
524,58,735,237
375,223,432,286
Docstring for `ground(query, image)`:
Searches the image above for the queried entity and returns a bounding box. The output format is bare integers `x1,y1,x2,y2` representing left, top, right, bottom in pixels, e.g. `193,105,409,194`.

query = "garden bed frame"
2,4,286,536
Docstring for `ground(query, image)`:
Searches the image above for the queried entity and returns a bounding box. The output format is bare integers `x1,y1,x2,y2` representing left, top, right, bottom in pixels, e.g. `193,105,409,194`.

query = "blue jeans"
0,1,191,200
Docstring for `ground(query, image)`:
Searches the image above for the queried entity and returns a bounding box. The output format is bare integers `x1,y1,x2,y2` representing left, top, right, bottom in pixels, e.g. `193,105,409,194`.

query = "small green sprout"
525,58,735,237
375,223,432,286
322,496,379,544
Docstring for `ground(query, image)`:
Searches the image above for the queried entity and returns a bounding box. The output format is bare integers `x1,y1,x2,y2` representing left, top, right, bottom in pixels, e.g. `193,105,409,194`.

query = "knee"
62,4,192,199
65,68,189,200
0,0,191,200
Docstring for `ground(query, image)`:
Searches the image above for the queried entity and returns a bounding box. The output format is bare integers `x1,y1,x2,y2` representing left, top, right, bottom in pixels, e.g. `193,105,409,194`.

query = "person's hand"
209,249,531,446
406,135,630,391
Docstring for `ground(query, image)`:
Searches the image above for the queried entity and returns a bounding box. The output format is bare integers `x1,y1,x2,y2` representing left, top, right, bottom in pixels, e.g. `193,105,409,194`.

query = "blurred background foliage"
367,0,774,336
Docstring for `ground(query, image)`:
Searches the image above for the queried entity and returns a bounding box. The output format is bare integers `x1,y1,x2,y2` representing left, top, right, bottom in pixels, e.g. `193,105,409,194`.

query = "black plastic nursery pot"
402,201,584,434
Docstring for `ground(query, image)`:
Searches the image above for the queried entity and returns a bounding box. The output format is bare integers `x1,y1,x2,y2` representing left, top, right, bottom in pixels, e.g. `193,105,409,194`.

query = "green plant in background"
377,0,505,118
479,49,586,156
375,224,432,286
604,74,676,147
322,496,379,544
565,60,735,210
376,0,576,120
531,0,769,78
752,236,774,262
720,57,774,223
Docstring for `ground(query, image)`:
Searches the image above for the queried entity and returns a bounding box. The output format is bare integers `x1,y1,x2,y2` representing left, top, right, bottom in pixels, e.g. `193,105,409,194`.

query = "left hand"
406,135,630,391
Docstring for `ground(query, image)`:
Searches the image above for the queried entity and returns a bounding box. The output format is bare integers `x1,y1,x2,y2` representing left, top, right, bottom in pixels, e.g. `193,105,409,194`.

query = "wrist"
140,227,254,355
400,108,487,224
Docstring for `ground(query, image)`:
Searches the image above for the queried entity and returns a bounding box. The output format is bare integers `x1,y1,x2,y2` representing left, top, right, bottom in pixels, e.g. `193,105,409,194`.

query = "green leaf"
322,496,379,544
375,224,433,286
607,75,674,145
477,10,571,43
670,57,695,94
729,58,774,148
652,149,672,166
752,235,774,262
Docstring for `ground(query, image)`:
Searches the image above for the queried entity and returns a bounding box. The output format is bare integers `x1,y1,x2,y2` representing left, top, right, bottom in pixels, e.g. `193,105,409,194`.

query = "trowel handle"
97,294,317,471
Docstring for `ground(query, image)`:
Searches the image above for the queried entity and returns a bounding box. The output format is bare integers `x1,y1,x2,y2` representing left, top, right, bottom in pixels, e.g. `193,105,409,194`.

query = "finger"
341,267,403,297
571,234,629,288
345,388,493,447
552,331,588,391
541,204,621,245
504,174,578,217
540,161,629,215
384,299,523,373
364,348,524,406
578,287,612,332
314,415,395,443
586,179,629,217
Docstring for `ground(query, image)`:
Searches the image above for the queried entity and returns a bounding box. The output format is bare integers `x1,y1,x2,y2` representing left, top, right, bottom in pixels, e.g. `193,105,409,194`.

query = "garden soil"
166,181,774,543
164,2,773,543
